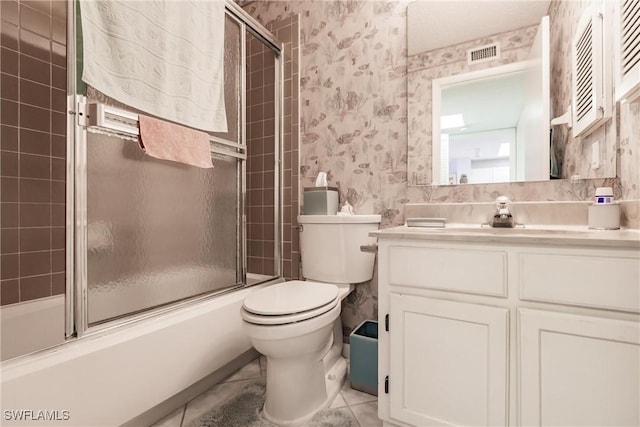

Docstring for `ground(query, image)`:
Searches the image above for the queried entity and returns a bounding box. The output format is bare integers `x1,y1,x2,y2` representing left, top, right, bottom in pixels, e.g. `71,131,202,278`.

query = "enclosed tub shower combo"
1,1,290,426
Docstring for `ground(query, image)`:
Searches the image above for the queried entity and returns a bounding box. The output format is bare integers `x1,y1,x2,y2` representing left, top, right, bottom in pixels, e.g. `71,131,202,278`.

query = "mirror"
407,0,617,186
433,60,549,185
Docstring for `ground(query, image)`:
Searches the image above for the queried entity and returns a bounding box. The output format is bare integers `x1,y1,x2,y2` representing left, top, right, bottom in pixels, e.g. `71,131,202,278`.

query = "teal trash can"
349,320,378,395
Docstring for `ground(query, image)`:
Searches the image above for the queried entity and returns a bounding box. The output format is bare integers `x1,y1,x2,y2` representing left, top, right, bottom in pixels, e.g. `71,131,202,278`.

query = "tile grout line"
342,392,361,427
178,404,186,427
347,405,362,427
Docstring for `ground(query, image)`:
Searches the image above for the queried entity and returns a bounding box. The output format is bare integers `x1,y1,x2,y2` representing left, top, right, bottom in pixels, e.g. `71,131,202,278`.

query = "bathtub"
0,277,279,427
1,295,66,362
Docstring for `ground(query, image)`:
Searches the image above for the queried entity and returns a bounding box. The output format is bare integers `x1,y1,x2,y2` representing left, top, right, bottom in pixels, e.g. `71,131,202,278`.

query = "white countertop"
371,224,640,249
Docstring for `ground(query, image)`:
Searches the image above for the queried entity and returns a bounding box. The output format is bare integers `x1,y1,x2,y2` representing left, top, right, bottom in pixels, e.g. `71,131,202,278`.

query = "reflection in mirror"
408,1,551,55
433,61,549,185
407,1,618,187
438,71,524,185
431,17,549,186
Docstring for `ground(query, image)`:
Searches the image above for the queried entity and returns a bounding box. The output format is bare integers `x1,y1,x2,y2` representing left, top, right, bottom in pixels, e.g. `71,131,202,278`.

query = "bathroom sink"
405,218,596,235
424,224,598,236
375,223,639,248
449,224,592,234
444,224,593,237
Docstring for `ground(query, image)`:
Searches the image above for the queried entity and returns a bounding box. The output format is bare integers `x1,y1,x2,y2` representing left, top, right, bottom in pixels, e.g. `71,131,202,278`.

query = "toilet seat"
241,298,339,325
242,281,339,325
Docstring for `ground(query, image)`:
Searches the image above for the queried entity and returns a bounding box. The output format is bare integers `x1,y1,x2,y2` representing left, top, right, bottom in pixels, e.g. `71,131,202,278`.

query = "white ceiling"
408,0,551,55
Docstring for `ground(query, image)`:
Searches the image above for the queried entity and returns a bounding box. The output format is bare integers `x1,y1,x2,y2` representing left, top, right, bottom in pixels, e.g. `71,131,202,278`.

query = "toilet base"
324,354,348,410
261,353,347,427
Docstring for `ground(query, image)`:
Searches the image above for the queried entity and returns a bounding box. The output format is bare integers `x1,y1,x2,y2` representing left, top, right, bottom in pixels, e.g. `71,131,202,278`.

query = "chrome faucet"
491,196,515,228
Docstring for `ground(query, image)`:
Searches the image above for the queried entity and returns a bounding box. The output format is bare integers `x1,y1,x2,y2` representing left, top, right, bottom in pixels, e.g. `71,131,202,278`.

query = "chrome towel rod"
83,101,246,160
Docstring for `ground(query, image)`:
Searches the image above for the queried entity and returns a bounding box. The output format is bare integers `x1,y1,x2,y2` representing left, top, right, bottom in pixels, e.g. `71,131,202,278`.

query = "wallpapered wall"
243,0,640,335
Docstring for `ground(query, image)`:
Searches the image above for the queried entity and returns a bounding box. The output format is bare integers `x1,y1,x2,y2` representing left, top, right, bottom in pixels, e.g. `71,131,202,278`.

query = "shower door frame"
65,0,283,338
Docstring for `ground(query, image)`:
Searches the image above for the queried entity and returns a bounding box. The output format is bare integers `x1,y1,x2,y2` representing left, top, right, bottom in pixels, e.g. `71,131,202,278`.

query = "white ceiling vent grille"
467,43,500,65
615,0,640,101
572,6,610,138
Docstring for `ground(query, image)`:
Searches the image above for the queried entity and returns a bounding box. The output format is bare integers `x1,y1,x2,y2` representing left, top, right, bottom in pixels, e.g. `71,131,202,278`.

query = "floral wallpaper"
619,101,640,201
242,0,640,337
243,0,409,334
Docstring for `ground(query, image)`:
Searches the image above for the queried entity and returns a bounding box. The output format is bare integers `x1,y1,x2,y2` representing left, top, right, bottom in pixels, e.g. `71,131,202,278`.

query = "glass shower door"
85,133,241,325
82,13,244,326
72,6,283,330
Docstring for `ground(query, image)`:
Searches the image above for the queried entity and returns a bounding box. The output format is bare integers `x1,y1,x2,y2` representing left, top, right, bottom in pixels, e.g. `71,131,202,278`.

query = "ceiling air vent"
467,43,500,65
615,0,640,101
572,6,610,138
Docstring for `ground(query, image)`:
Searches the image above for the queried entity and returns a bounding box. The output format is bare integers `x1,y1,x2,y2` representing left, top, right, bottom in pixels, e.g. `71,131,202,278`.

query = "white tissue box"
303,187,339,215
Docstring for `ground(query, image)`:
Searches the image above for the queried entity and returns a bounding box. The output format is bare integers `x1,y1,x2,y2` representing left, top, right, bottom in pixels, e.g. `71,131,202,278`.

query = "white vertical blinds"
621,0,640,76
572,6,609,138
615,0,640,101
575,20,594,123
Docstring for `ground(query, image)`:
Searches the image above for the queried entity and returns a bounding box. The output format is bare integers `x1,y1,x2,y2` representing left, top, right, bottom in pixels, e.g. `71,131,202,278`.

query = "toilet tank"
297,215,381,284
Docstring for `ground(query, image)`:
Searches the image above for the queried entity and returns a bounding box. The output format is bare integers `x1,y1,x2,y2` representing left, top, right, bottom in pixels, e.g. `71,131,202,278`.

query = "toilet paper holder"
360,244,378,253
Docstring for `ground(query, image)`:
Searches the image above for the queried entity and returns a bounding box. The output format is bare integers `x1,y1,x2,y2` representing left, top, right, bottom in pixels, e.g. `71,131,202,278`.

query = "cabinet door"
389,294,509,426
519,309,640,426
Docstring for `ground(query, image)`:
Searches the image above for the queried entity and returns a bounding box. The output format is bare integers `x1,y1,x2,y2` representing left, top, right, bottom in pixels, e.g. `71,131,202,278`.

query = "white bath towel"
80,0,227,132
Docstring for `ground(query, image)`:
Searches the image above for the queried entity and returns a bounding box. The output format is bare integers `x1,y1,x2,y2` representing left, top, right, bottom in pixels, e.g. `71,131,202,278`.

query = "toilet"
241,214,381,426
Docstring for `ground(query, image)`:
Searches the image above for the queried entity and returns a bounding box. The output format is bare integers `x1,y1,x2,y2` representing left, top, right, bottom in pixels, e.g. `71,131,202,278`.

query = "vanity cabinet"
376,232,640,427
389,294,508,426
519,309,639,426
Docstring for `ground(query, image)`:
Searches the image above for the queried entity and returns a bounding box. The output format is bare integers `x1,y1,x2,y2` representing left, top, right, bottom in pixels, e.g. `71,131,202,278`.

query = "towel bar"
83,101,247,160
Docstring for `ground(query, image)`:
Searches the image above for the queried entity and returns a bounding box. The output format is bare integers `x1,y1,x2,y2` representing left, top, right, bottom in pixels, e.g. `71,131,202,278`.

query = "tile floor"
150,356,381,427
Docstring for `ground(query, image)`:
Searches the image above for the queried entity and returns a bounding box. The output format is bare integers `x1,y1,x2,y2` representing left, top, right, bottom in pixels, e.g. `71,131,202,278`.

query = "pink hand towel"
138,115,213,169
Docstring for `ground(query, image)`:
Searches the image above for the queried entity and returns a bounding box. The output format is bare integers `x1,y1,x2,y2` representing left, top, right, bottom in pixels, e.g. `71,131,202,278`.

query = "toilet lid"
243,281,339,316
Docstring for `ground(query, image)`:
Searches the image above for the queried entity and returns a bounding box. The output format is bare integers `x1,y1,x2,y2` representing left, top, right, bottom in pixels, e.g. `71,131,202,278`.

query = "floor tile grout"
343,401,362,427
178,406,185,427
